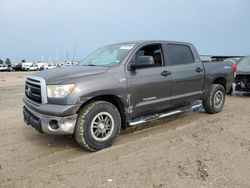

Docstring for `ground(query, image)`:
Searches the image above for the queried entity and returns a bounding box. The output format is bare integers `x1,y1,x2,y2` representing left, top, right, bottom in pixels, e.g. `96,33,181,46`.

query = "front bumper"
23,105,78,135
23,96,80,135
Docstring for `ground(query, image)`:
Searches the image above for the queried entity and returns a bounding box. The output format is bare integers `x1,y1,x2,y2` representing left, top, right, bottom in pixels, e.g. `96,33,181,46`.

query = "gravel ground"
0,72,250,188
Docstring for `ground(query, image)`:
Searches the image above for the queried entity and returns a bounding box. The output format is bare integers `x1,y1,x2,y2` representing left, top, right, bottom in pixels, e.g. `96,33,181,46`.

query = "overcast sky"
0,0,250,62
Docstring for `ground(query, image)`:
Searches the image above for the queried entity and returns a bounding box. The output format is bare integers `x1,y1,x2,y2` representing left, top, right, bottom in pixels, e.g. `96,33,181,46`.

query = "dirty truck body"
23,40,234,151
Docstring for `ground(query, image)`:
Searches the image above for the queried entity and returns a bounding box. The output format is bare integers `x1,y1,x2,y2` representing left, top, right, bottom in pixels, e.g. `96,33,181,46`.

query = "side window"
167,44,194,65
135,44,163,66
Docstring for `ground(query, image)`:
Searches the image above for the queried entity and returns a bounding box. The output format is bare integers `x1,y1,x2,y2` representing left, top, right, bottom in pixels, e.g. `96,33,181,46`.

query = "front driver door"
126,44,172,118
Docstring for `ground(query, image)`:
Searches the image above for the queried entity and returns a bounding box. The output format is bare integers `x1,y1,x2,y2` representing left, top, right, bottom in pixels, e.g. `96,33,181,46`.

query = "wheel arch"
212,77,226,90
78,95,127,129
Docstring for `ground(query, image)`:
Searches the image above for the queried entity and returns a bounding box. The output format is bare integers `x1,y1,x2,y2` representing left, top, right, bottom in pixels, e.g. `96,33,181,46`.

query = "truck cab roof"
114,40,193,46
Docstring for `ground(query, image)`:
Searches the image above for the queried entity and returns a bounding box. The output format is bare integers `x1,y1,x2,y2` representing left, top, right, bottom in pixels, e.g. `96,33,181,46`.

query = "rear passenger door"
164,44,205,106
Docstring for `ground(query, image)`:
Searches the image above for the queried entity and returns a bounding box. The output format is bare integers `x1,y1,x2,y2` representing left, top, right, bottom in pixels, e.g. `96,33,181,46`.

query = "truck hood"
34,66,110,84
236,65,250,75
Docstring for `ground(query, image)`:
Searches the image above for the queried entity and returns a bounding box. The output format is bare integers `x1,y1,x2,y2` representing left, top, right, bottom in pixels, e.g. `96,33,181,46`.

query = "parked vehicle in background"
72,61,79,66
57,63,65,67
50,64,57,69
234,56,250,92
6,64,13,71
40,65,45,70
36,62,48,70
13,63,23,71
65,61,79,66
23,40,235,151
41,64,57,70
0,64,8,71
65,62,72,66
21,62,34,71
28,64,39,71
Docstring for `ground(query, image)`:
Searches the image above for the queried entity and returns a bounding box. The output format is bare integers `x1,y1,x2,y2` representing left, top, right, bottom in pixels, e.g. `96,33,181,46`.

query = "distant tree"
21,59,26,63
0,59,3,64
5,58,11,65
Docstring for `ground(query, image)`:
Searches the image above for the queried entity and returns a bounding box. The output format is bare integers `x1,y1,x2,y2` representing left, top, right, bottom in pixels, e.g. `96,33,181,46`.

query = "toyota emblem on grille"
27,86,31,96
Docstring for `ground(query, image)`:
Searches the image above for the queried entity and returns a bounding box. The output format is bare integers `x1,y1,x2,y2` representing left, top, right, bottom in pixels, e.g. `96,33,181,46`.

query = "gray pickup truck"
23,40,235,151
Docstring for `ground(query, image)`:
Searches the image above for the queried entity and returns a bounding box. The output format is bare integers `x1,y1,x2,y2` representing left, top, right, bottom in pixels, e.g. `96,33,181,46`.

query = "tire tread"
202,84,225,114
74,101,121,151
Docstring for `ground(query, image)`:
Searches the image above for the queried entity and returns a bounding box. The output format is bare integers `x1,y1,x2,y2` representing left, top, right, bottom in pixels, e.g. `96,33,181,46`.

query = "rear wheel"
202,84,225,114
74,101,121,151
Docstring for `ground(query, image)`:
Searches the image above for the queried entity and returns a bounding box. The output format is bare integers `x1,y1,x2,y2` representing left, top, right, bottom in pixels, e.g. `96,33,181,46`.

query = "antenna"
72,38,78,62
66,51,69,61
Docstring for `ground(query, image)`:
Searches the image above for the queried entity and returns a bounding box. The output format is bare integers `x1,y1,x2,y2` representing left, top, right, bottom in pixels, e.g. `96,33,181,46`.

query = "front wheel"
74,101,121,151
202,84,225,114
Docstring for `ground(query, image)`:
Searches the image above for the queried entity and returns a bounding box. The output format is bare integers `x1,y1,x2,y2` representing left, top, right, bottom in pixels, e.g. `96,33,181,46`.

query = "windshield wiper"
81,64,97,66
81,64,110,67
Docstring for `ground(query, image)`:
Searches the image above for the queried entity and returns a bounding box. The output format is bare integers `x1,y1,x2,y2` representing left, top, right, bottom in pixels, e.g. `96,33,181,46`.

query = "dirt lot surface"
0,72,250,188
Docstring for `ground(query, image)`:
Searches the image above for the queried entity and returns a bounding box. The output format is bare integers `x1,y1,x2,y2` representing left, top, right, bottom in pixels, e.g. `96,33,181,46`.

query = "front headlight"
47,84,75,98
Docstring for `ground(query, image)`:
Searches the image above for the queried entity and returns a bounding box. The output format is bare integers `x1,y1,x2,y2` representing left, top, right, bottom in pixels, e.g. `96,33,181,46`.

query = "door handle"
195,67,203,73
161,70,171,77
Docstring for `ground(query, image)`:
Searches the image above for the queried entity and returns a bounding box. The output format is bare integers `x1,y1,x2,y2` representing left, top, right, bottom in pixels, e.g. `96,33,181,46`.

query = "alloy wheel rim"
90,112,114,141
214,90,223,108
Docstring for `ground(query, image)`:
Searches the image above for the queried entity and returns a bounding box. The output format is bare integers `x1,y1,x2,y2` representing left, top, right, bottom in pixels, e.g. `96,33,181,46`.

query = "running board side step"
129,102,202,126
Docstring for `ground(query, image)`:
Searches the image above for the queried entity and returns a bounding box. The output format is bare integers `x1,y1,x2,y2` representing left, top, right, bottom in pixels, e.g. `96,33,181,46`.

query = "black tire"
74,101,121,151
202,84,225,114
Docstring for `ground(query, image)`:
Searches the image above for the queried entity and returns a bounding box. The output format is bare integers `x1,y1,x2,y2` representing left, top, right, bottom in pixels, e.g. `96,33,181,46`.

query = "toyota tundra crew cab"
23,40,235,151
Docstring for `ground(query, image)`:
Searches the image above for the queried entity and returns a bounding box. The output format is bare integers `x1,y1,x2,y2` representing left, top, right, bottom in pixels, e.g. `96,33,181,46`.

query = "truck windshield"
79,44,135,67
238,56,250,66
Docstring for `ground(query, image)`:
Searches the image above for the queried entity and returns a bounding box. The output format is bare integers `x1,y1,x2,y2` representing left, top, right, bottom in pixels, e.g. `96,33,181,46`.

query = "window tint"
167,44,194,65
135,44,163,66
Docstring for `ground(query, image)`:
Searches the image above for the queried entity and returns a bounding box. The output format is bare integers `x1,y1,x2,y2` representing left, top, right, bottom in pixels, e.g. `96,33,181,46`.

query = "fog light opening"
49,120,59,130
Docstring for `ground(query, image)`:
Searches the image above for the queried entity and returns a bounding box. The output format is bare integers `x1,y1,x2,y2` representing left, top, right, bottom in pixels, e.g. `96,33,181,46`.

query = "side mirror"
130,56,155,69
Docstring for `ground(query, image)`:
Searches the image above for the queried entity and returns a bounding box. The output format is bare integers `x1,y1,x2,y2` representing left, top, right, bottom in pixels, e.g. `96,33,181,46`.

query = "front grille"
25,77,42,103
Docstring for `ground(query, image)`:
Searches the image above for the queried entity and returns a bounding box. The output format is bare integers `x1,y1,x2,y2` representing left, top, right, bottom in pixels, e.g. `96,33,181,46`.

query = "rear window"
167,44,194,65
